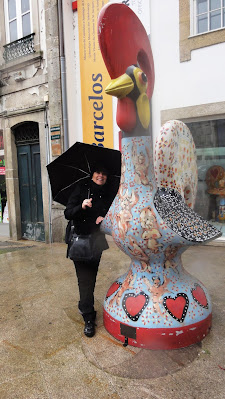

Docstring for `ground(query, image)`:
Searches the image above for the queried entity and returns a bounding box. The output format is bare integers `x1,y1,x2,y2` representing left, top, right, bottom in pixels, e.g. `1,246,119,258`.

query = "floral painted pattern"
101,134,220,341
154,120,198,208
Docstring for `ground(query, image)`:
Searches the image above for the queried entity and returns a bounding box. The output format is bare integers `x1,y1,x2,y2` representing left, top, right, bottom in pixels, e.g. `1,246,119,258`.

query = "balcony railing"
3,33,35,63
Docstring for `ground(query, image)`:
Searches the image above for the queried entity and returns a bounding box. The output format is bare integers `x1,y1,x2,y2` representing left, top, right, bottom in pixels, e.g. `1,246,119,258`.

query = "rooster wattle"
98,3,221,349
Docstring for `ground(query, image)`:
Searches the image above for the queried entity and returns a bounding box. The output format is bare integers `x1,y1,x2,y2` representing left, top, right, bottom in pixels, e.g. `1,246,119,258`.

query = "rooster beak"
105,74,134,99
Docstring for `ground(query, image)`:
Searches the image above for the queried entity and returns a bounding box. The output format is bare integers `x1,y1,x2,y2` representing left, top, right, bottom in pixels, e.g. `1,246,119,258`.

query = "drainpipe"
45,102,53,243
57,0,69,151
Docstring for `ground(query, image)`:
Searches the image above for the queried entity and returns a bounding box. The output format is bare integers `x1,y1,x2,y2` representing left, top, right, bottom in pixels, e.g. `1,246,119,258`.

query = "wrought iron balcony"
3,33,35,63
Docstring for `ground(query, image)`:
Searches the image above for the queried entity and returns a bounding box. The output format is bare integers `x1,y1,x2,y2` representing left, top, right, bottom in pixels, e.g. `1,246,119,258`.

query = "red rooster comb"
98,3,155,100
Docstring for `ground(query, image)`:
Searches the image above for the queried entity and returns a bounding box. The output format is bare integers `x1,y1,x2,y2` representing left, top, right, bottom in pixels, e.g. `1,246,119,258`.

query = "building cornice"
0,103,46,118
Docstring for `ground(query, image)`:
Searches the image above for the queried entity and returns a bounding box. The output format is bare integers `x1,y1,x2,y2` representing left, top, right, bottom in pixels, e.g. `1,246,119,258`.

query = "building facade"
0,0,67,242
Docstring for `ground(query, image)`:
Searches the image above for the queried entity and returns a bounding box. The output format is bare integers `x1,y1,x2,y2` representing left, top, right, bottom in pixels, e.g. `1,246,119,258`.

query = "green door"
17,143,45,241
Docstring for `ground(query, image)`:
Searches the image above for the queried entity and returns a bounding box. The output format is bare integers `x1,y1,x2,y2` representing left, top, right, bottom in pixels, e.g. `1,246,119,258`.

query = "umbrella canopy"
47,142,121,206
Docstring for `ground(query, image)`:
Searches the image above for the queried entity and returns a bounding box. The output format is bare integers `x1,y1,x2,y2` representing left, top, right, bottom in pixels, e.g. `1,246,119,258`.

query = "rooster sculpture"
98,3,221,349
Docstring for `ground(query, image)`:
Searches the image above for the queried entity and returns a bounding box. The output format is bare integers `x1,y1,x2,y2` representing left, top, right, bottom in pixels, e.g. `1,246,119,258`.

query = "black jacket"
64,179,110,250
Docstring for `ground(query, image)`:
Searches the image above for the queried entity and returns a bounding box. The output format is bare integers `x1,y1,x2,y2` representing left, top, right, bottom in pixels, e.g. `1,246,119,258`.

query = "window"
194,0,225,34
4,0,32,43
180,0,225,62
186,119,225,236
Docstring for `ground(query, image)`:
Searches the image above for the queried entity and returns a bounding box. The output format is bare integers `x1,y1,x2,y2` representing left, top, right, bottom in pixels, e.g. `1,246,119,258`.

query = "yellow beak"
105,74,134,99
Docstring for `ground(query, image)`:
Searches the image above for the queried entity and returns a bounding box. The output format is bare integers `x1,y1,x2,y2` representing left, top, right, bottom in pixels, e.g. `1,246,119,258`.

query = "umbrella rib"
58,175,90,194
84,153,92,174
59,163,90,174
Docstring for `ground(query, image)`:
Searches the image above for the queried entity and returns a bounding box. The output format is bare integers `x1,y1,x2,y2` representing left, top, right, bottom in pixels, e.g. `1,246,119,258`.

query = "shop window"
4,0,32,43
192,0,225,35
186,119,225,237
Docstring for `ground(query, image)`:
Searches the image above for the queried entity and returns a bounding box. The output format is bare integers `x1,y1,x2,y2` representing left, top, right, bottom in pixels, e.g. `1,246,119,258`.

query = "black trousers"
74,256,101,321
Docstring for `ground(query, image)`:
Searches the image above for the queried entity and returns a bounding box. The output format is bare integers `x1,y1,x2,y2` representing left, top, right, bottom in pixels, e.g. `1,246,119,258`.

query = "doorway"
14,122,45,241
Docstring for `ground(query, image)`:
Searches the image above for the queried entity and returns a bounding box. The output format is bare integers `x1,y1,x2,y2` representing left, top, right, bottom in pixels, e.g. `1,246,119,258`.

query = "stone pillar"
44,1,66,242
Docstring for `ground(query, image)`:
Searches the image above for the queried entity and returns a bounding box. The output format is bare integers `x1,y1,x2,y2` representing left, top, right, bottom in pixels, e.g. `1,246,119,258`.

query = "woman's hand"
96,216,104,224
82,198,92,209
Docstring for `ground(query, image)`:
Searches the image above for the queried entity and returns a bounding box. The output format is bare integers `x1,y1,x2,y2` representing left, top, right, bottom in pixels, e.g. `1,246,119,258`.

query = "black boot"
84,320,95,337
83,311,96,338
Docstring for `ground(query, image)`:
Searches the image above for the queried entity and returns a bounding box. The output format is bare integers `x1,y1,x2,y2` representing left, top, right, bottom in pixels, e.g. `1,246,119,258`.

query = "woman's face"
92,171,107,186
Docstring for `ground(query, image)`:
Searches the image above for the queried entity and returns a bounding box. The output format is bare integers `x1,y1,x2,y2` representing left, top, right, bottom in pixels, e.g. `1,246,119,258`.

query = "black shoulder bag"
67,222,102,262
66,187,108,262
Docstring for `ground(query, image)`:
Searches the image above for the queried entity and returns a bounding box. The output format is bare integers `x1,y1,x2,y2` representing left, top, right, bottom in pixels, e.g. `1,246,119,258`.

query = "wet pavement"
0,236,225,399
0,223,9,238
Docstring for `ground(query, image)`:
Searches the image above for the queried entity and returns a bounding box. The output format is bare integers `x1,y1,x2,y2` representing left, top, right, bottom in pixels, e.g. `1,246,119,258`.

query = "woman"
64,164,111,338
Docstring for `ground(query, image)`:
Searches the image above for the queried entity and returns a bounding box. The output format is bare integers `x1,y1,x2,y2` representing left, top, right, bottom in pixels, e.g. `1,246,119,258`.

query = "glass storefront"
186,119,225,239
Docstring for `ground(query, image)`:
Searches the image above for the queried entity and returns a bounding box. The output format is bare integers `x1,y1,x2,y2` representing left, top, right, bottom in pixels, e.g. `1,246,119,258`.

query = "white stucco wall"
150,0,225,141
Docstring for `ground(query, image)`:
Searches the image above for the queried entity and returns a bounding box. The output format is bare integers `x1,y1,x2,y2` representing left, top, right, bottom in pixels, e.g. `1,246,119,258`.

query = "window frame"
180,0,225,62
4,0,33,44
192,0,225,36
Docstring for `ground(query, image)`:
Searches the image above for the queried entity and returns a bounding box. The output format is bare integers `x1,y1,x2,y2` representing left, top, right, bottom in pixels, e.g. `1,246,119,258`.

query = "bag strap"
71,185,90,232
71,220,75,233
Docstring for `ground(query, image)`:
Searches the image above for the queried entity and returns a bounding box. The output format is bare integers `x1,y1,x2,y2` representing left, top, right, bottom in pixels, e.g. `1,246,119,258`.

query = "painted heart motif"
163,293,189,323
191,284,208,309
106,282,121,299
211,168,218,179
122,291,149,321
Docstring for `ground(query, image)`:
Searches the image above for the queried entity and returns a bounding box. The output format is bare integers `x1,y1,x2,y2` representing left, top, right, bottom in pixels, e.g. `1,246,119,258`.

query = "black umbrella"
47,142,121,206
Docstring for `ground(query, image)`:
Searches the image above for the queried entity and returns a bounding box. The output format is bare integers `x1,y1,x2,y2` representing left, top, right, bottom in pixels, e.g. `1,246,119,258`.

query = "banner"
77,0,114,148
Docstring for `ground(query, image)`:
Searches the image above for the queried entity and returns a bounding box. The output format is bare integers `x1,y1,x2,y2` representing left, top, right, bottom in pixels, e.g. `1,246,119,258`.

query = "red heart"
106,282,121,299
211,169,218,179
163,293,189,322
122,292,149,321
126,295,146,316
191,284,208,308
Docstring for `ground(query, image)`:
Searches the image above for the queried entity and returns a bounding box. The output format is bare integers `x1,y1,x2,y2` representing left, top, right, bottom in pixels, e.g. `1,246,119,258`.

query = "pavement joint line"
43,339,80,358
2,340,34,356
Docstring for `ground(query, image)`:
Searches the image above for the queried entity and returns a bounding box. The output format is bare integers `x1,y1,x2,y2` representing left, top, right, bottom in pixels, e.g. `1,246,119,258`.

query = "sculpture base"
104,310,212,350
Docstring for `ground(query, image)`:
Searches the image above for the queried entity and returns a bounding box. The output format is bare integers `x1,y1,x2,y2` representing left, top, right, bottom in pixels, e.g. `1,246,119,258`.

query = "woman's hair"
91,163,109,176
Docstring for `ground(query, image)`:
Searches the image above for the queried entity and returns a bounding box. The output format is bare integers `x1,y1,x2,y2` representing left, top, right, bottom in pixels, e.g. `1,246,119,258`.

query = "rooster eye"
141,73,147,83
138,71,147,85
